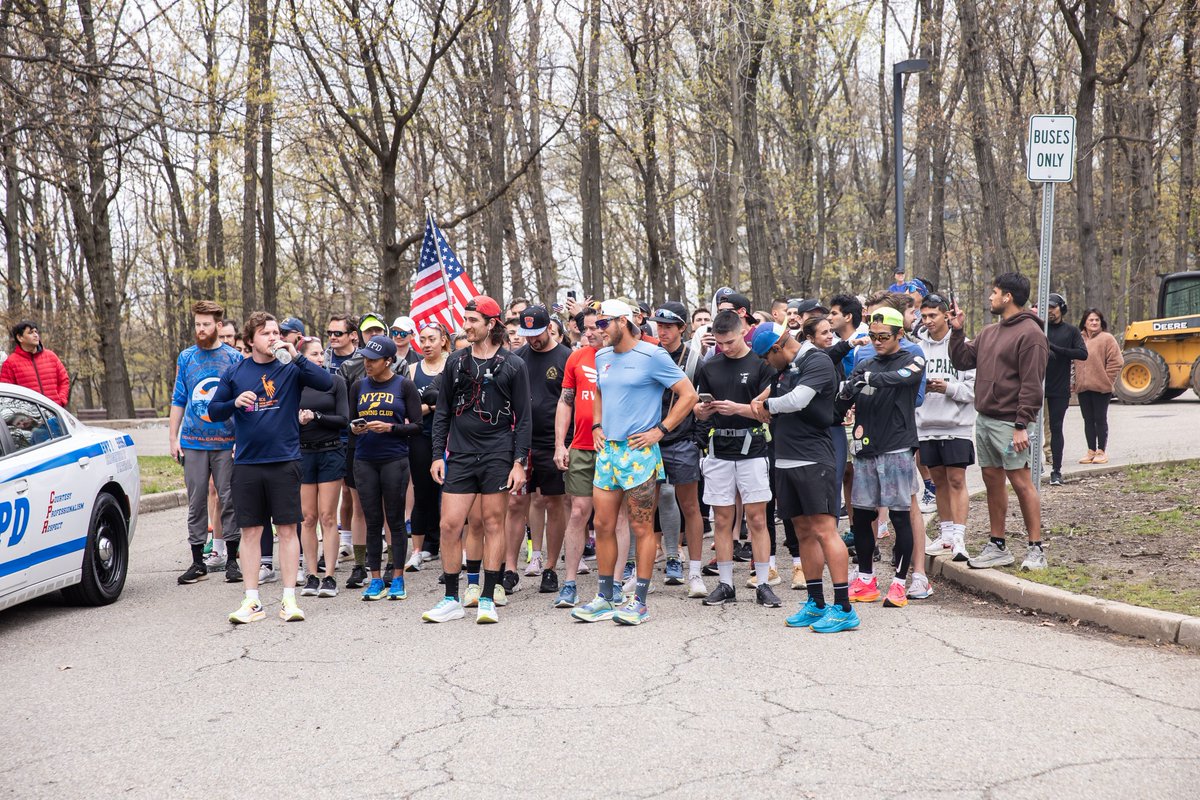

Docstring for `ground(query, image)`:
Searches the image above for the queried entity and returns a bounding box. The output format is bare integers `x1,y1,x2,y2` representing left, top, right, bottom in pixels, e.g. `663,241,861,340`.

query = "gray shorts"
659,439,701,485
851,451,917,512
976,413,1030,470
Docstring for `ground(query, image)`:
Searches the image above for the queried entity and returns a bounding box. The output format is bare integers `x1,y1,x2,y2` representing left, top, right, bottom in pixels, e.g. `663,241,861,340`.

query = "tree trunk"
1177,0,1198,274
259,0,277,314
579,0,604,300
241,0,264,315
517,0,558,303
484,0,510,300
736,0,775,309
204,0,225,301
1126,1,1159,325
0,2,21,312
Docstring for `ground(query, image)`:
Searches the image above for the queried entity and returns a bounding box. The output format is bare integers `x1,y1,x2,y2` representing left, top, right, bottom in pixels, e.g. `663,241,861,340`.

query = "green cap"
869,307,905,327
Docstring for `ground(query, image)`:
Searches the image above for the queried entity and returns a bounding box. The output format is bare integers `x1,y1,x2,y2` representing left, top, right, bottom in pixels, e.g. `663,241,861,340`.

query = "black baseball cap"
1048,293,1067,309
717,292,752,314
793,298,828,315
357,334,397,360
650,301,689,325
280,316,306,335
517,305,550,336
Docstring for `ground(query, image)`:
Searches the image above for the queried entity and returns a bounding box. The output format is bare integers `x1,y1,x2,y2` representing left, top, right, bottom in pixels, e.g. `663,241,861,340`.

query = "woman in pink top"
1073,308,1124,464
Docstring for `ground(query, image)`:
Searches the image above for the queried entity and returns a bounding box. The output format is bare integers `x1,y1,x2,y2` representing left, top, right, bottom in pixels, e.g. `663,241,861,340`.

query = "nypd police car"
0,384,140,612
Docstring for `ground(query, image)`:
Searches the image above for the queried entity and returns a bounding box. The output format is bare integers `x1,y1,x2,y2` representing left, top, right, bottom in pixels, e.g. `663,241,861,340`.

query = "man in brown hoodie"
948,272,1049,571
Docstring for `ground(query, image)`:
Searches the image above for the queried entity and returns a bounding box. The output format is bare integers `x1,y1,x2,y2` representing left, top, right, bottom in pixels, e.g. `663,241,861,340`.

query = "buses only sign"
1026,115,1076,183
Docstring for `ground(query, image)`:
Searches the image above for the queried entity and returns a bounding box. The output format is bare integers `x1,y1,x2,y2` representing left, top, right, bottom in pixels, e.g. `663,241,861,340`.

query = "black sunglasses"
326,330,348,337
868,332,896,342
595,317,614,330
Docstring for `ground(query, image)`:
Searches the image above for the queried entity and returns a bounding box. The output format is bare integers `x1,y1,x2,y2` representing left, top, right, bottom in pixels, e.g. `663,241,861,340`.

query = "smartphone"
948,290,957,310
567,290,577,300
351,418,367,428
698,392,716,404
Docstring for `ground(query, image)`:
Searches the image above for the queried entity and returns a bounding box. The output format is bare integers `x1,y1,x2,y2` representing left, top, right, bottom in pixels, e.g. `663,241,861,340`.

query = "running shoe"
501,570,521,593
664,558,684,585
811,605,861,634
346,565,368,588
494,585,509,606
338,539,353,559
919,488,937,513
555,582,578,608
387,577,407,600
225,560,243,583
702,557,719,576
203,551,227,571
462,584,482,608
571,594,615,622
733,541,752,562
613,598,649,626
228,597,265,624
883,580,908,608
1020,544,1048,571
907,573,934,599
404,551,423,572
849,575,880,603
926,535,952,556
539,569,559,594
746,567,782,588
361,578,387,601
951,533,969,562
279,596,306,622
177,562,208,585
202,532,213,556
1050,471,1063,486
422,597,465,623
791,564,805,590
609,584,624,605
703,582,737,606
577,557,591,575
877,522,890,539
583,537,595,557
687,575,707,598
476,597,499,624
968,541,1015,569
785,599,827,628
524,554,542,577
300,574,320,596
318,576,338,597
258,565,278,584
756,584,783,608
622,561,635,582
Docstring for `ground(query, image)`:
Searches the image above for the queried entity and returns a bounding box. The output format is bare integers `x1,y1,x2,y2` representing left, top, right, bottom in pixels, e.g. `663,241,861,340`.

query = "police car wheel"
62,493,129,607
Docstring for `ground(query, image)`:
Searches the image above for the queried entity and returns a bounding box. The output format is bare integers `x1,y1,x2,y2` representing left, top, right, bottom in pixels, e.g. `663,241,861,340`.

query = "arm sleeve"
206,371,237,422
948,328,977,370
510,361,532,460
867,354,925,387
318,377,349,430
833,361,867,420
170,353,188,408
391,378,423,437
296,355,334,391
768,384,816,414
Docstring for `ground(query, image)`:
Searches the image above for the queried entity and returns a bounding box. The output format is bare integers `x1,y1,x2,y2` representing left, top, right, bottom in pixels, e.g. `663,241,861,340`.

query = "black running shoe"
703,582,737,606
1050,471,1063,486
702,557,719,576
539,568,559,593
318,576,338,597
301,574,320,597
177,562,208,585
756,583,782,608
733,542,752,562
583,539,596,558
317,555,326,572
501,569,520,592
225,559,242,583
346,565,368,589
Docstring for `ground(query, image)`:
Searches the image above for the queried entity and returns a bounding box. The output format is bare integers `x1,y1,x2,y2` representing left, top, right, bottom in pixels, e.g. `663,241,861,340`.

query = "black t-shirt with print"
514,342,571,450
696,350,775,460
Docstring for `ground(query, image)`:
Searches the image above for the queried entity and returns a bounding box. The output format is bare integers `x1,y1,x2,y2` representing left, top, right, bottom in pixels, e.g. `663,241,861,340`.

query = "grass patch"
1012,564,1200,616
138,455,184,495
1126,460,1199,494
1127,507,1186,536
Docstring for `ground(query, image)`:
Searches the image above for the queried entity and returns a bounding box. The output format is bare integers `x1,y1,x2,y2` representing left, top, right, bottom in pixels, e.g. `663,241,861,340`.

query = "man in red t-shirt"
552,307,617,608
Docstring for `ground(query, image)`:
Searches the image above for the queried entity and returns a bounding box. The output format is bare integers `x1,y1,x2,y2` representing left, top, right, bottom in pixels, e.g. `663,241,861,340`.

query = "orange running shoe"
883,580,909,608
849,575,880,603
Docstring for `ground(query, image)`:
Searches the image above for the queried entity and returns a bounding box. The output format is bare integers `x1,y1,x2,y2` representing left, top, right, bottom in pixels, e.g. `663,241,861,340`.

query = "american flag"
410,213,479,330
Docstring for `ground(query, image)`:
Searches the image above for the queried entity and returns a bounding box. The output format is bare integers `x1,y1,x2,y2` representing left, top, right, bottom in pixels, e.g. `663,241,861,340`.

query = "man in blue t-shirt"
171,301,243,587
208,312,334,625
571,300,697,627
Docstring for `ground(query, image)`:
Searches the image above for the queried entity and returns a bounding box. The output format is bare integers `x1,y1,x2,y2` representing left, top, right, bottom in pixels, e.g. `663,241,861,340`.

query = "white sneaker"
918,488,937,514
877,522,890,539
296,568,305,585
524,554,542,577
258,565,278,584
907,573,934,599
422,597,465,623
951,533,968,562
419,550,433,562
1020,544,1048,571
203,552,227,570
925,535,951,556
404,551,423,572
577,557,591,575
338,541,353,559
687,575,707,598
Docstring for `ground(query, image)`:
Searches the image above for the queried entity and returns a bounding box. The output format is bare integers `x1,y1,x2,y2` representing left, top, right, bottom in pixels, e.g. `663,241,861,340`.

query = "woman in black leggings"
406,322,449,569
1073,308,1124,465
349,335,422,601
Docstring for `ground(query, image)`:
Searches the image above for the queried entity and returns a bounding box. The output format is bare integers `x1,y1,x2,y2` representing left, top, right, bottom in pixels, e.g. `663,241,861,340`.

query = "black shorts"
232,461,303,528
775,463,840,520
344,439,357,489
301,445,346,484
444,451,514,495
659,439,701,485
919,438,976,468
525,448,565,496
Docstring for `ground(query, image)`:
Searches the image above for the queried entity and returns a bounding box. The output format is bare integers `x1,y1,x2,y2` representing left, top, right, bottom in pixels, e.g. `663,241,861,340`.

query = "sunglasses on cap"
868,331,897,342
418,320,442,331
922,294,949,309
654,308,686,324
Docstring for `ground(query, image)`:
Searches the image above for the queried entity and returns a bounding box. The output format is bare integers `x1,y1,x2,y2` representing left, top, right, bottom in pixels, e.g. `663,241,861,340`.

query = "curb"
138,489,187,515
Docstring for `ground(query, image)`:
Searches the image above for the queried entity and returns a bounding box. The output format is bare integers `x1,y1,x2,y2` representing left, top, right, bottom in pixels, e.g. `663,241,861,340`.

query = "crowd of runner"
170,271,1066,632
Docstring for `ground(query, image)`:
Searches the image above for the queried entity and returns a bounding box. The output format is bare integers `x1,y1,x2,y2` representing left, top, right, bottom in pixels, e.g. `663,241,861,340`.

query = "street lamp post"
893,58,930,281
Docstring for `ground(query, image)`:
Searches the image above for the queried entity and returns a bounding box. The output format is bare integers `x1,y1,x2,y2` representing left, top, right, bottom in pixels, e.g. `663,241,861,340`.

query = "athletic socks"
768,555,776,569
598,575,615,601
353,545,367,567
444,571,460,600
754,561,770,587
833,582,850,612
282,587,295,600
482,569,500,600
635,577,650,603
792,556,802,567
990,536,1007,550
245,589,260,603
806,579,825,608
939,520,955,540
467,558,482,585
689,560,702,578
531,550,541,564
227,539,240,560
213,538,227,558
1029,540,1043,550
190,543,204,564
717,560,734,587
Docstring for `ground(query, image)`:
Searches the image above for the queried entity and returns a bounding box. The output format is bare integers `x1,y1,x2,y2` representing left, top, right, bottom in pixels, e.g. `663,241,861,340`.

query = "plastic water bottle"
272,343,292,365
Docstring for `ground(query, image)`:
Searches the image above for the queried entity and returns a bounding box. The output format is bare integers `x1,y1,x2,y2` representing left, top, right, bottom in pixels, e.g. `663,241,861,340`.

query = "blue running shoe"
361,578,386,601
622,561,635,582
613,598,649,626
571,594,615,622
664,558,684,585
811,604,861,634
555,582,578,608
387,577,407,600
786,599,827,628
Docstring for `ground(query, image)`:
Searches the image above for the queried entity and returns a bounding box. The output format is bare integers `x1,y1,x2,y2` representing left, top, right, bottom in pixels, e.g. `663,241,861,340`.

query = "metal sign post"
1026,115,1075,490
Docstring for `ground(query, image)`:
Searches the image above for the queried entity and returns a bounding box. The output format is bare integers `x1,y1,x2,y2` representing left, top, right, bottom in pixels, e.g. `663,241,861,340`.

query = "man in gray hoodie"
916,294,976,566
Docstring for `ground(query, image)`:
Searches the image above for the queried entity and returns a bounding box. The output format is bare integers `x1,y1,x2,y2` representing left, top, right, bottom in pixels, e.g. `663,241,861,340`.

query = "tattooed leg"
625,478,659,582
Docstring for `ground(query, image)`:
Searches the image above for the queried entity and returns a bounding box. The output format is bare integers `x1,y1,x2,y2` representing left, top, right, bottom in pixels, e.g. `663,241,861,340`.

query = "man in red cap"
424,295,532,624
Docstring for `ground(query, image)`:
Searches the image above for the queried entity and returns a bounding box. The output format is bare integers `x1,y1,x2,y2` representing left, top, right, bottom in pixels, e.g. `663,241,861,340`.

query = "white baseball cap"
391,316,417,335
598,299,636,324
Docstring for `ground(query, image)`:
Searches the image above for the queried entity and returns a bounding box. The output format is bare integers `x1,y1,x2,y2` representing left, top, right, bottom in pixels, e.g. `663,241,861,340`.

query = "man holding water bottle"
207,311,334,624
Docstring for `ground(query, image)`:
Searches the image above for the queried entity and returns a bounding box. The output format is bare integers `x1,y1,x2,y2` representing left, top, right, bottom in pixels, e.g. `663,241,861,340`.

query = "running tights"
407,434,441,555
851,506,914,580
1046,394,1069,471
355,458,410,572
1077,390,1112,451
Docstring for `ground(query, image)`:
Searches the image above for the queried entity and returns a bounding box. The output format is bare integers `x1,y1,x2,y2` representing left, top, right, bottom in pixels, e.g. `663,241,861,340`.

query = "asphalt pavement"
3,398,1199,797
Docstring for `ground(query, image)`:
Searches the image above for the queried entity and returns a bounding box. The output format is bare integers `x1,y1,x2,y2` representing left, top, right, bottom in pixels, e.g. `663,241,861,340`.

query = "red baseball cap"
465,295,502,319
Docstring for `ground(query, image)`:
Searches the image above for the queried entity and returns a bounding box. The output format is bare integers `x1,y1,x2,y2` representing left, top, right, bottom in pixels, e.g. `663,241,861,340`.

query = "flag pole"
425,201,456,329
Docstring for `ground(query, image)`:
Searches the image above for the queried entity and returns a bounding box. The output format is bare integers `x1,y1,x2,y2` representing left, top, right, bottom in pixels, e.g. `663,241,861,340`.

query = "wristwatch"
515,454,528,466
1014,422,1027,430
655,423,669,435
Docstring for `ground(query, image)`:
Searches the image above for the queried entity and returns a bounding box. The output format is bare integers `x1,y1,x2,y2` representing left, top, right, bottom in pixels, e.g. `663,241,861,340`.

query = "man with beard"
172,300,244,585
1043,293,1087,485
